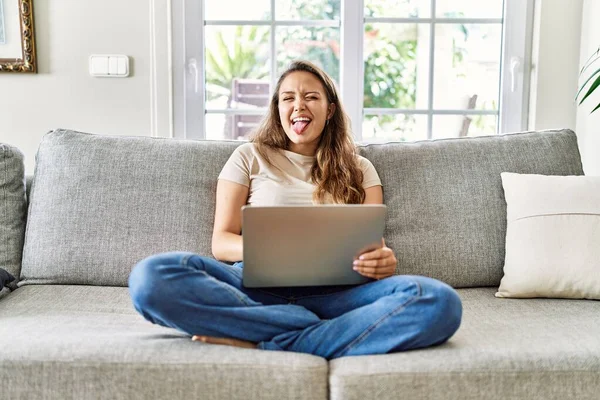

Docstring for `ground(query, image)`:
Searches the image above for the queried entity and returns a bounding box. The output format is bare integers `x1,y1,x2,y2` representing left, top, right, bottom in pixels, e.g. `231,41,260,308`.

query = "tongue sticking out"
292,121,310,134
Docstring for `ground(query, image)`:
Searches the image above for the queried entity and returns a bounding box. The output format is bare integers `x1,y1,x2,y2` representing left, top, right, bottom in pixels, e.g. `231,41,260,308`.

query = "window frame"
172,0,534,140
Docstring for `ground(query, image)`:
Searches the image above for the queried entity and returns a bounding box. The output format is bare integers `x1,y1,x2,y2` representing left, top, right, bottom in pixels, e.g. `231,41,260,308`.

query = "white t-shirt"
218,143,382,205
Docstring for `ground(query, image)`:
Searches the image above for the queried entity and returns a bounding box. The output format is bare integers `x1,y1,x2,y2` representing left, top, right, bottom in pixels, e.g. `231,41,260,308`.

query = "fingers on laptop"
353,266,395,280
355,247,393,263
353,245,397,279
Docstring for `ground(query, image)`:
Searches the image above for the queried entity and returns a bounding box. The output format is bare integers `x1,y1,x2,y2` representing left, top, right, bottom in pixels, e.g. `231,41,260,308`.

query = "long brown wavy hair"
251,60,365,204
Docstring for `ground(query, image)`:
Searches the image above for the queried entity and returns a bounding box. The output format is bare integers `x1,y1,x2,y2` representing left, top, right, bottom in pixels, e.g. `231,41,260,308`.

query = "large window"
173,0,533,142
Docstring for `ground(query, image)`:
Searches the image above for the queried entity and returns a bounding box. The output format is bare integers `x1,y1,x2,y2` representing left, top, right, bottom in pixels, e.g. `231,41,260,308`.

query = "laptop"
241,204,387,288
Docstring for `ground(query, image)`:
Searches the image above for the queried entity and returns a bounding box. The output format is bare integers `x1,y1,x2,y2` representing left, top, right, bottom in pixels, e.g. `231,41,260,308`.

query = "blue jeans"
128,251,462,360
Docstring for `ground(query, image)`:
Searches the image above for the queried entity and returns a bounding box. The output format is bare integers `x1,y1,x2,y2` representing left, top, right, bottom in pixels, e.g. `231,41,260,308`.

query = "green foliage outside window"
205,26,269,104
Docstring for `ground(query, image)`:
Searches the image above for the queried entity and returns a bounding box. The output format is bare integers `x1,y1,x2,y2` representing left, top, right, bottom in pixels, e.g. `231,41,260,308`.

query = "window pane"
436,0,504,19
205,0,270,20
276,0,340,20
206,113,266,140
433,24,501,110
365,0,430,18
205,26,270,109
364,23,430,109
432,115,497,139
362,114,427,142
277,26,340,83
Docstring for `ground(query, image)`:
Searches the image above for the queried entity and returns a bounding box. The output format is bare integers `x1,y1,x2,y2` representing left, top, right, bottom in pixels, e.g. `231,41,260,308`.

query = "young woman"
128,60,462,360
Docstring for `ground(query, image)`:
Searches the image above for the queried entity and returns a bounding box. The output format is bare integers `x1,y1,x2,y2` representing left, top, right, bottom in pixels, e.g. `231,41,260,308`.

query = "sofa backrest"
359,129,583,287
19,128,583,288
20,130,241,287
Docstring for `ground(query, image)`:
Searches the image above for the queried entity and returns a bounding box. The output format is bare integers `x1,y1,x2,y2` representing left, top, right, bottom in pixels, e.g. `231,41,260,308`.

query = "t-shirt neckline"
282,149,316,163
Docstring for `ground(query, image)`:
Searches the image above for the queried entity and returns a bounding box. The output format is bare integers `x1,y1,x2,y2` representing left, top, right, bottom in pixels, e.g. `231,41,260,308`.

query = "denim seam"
180,254,252,307
335,279,423,358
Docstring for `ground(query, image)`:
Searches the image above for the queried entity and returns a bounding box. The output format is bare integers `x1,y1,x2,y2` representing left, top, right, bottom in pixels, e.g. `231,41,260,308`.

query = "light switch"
108,57,118,75
89,55,130,77
117,57,128,75
89,56,108,76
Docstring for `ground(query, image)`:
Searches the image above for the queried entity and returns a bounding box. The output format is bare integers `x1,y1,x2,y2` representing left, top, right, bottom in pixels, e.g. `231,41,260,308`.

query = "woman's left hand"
353,239,397,280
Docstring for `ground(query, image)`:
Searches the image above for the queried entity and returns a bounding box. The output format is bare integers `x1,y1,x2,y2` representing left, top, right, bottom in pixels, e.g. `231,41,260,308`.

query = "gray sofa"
1,128,599,400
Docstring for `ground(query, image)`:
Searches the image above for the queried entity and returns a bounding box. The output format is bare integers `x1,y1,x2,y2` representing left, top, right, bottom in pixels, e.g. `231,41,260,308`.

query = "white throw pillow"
496,172,600,300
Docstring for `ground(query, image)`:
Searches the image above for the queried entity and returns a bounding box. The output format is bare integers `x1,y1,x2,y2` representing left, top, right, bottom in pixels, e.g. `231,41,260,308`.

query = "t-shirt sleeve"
359,157,382,189
218,144,253,187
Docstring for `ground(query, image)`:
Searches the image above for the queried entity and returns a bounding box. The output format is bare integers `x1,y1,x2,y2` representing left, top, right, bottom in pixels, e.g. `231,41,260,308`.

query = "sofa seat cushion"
0,285,327,400
329,288,600,400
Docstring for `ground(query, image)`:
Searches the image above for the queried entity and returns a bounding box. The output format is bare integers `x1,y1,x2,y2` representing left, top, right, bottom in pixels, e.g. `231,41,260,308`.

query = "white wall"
575,0,600,176
0,0,171,174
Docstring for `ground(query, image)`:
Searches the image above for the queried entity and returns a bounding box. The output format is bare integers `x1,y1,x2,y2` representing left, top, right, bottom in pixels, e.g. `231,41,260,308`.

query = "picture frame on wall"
0,0,37,73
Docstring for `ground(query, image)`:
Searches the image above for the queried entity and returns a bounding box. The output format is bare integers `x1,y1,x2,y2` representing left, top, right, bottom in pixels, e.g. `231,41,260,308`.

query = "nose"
293,97,306,111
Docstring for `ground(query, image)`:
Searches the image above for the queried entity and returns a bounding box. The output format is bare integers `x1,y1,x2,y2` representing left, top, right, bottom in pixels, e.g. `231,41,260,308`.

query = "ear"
327,103,336,120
